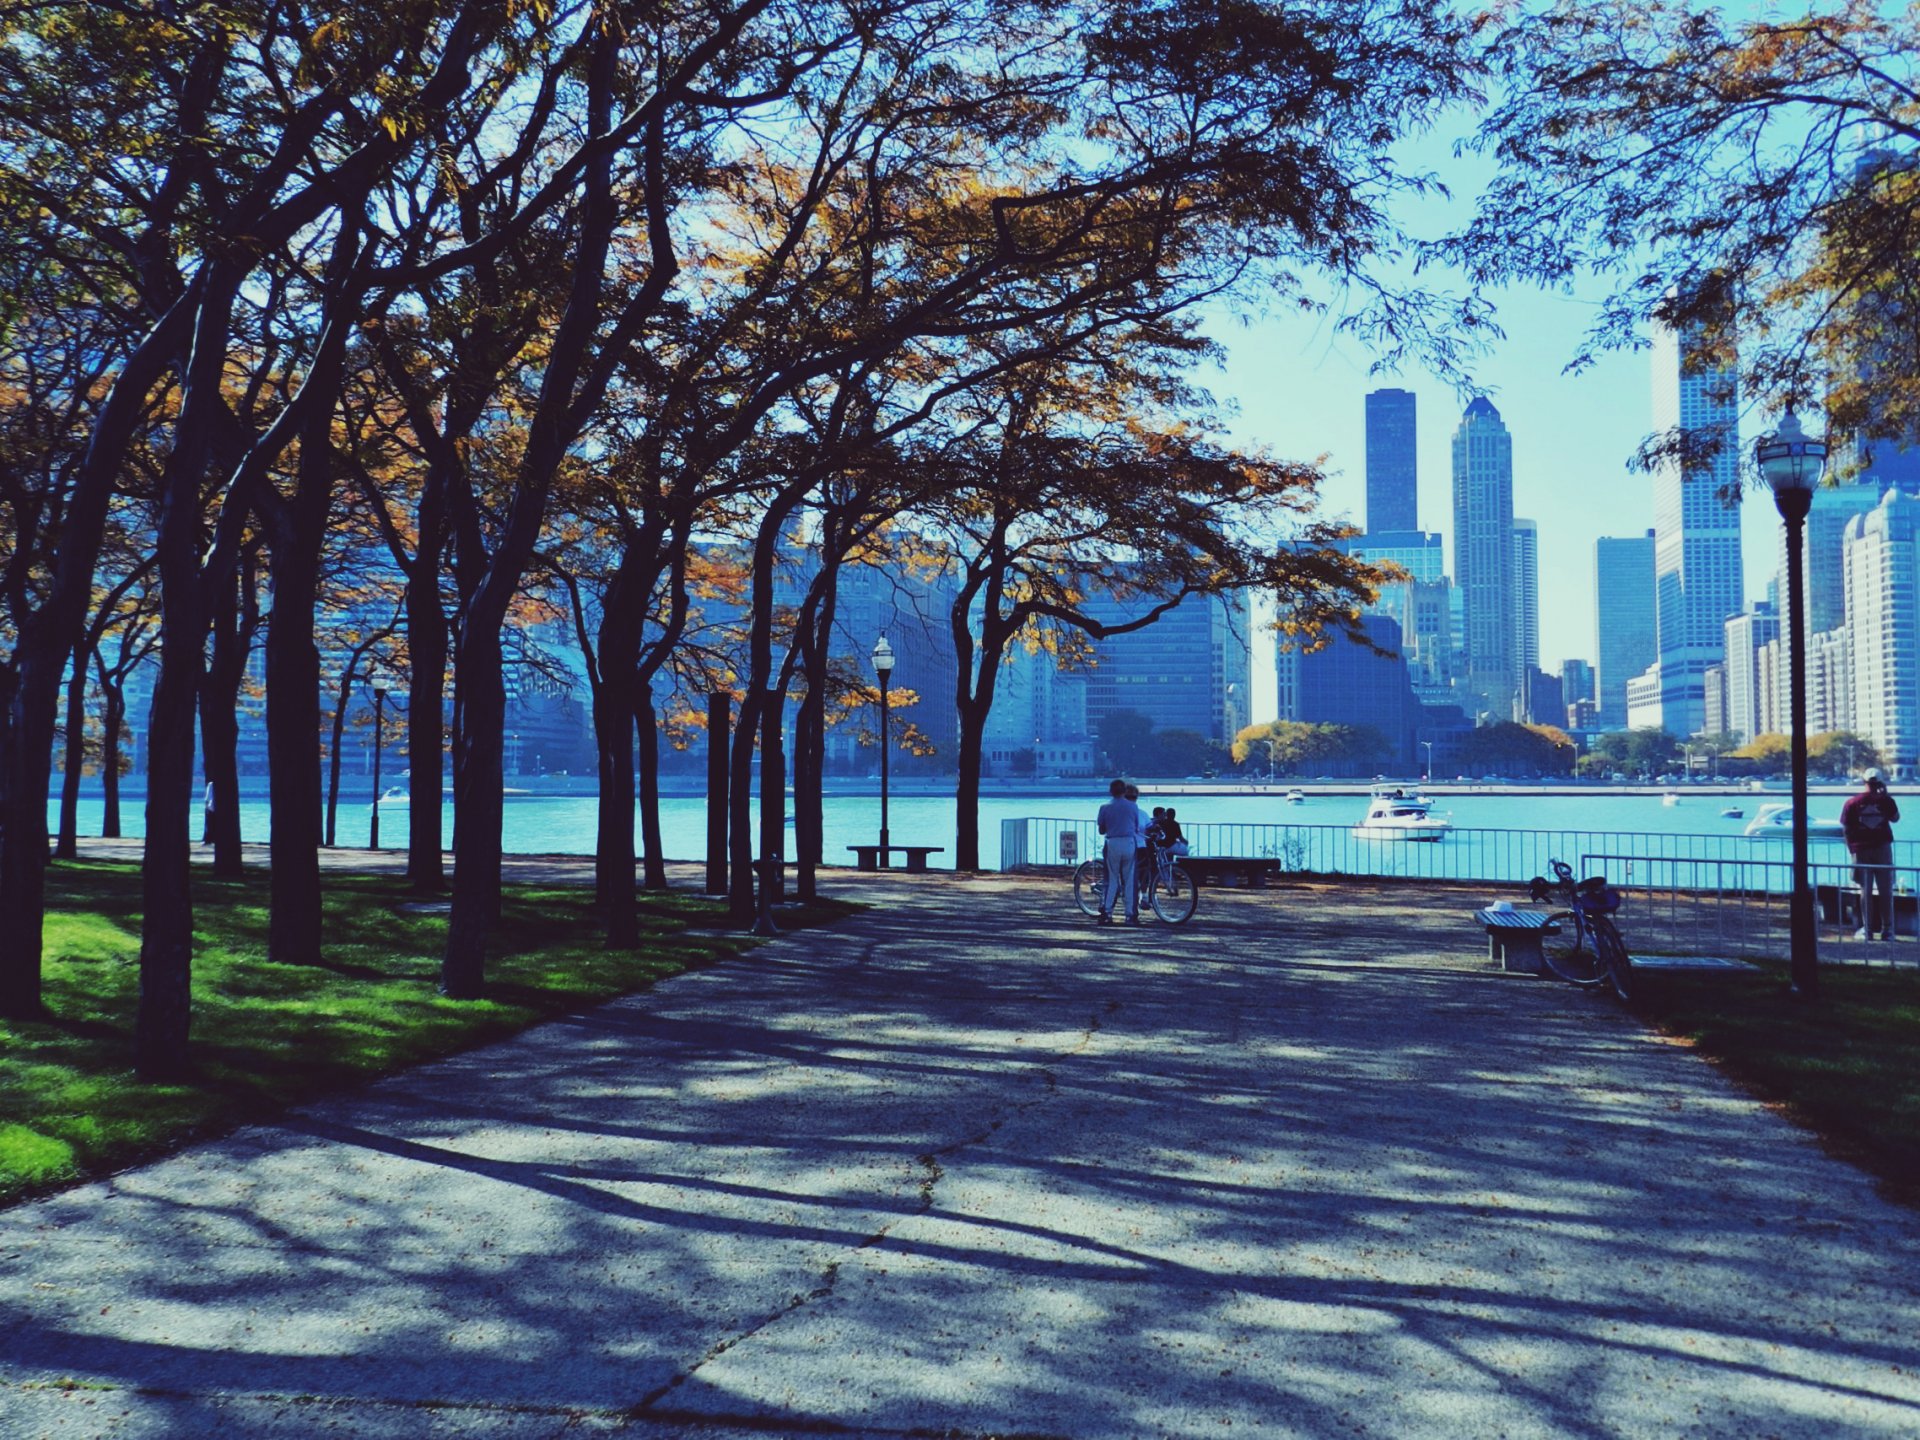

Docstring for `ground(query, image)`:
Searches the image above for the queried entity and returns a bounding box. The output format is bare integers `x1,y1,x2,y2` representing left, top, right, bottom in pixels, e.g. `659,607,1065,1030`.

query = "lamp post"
1756,410,1827,999
370,685,387,850
871,635,894,867
1422,740,1434,785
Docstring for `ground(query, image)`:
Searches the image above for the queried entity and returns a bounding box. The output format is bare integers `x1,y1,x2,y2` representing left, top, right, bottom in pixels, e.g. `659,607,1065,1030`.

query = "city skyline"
1200,287,1792,700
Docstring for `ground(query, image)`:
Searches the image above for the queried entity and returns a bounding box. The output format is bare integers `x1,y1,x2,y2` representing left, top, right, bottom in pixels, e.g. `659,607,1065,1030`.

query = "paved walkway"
4,869,1920,1438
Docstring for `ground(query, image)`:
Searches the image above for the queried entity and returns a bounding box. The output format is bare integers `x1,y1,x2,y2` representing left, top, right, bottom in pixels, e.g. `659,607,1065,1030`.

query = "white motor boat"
1661,792,1681,807
1285,789,1307,805
1351,787,1453,842
375,786,409,810
1720,806,1744,819
1742,802,1845,841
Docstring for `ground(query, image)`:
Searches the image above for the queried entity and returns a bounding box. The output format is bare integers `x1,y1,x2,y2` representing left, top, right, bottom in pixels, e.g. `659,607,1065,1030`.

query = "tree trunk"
637,687,667,891
0,661,52,1018
201,567,249,878
404,523,448,892
200,682,243,877
54,645,87,860
136,602,203,1081
955,695,989,872
264,546,324,964
728,687,763,925
101,685,124,838
443,626,505,998
593,672,637,946
792,661,825,902
325,670,352,848
591,563,641,942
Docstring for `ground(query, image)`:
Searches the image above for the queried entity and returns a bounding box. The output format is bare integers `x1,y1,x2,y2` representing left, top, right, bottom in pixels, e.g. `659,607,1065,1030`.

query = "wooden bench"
846,844,945,872
1474,908,1559,975
1181,856,1284,888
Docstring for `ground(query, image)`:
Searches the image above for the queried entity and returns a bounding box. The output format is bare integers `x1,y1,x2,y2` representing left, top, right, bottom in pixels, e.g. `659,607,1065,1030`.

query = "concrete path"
4,870,1919,1438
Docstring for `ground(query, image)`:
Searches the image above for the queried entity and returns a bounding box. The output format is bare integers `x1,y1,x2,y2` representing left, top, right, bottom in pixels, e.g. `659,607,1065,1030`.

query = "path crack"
630,1003,1113,1417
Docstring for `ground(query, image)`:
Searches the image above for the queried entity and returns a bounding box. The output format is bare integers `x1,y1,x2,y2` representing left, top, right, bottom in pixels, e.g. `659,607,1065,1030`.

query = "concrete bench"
846,844,945,872
1474,908,1559,975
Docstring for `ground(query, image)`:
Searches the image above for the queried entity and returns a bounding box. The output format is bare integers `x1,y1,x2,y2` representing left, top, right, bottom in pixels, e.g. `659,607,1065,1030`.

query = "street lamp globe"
870,634,895,687
1755,410,1827,504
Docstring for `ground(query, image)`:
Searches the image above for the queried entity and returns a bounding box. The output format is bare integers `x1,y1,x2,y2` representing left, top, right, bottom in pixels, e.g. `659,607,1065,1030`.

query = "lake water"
53,784,1886,887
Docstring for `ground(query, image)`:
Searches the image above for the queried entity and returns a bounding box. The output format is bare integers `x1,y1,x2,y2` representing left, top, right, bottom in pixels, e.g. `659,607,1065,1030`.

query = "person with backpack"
1842,768,1902,940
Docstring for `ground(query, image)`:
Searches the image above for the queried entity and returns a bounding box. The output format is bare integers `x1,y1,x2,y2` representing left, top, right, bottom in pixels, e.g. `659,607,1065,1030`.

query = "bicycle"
1073,844,1198,924
1528,858,1634,1001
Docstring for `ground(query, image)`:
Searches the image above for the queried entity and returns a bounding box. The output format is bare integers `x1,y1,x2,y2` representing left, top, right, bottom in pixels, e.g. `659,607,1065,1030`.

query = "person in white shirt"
1095,778,1143,924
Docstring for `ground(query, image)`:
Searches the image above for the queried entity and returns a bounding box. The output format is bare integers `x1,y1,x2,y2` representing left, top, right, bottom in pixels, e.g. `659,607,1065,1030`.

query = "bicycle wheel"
1150,863,1198,924
1074,859,1106,917
1597,919,1634,1003
1540,910,1607,987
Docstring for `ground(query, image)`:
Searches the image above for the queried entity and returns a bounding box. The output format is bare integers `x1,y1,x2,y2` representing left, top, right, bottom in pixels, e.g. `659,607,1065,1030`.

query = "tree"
1453,1,1920,461
1231,720,1387,775
1811,730,1883,778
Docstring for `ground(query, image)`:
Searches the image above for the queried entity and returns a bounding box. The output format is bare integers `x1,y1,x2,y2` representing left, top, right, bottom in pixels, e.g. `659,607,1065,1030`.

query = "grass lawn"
1634,959,1920,1205
1,860,854,1207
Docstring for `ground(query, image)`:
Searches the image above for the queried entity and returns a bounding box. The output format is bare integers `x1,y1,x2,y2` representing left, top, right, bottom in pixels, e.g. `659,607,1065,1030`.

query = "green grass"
1634,960,1920,1204
1,861,854,1207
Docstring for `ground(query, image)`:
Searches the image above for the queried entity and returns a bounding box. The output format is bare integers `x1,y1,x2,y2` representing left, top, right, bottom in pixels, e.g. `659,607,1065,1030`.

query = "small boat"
375,786,409,810
1720,806,1743,819
1742,802,1845,840
1351,786,1452,842
1661,792,1681,806
1285,789,1306,805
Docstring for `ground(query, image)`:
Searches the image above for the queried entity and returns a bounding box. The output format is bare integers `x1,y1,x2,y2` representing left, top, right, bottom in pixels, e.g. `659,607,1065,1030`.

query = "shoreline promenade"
4,864,1918,1437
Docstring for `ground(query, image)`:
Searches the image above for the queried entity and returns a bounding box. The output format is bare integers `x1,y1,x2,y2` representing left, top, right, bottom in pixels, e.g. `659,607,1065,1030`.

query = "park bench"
1181,856,1284,888
846,844,945,872
1473,907,1558,975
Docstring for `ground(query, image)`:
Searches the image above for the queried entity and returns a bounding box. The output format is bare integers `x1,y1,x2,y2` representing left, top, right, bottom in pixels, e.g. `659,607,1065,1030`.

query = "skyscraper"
1511,517,1539,687
1083,586,1252,743
1594,531,1657,728
1365,388,1418,533
1844,490,1920,774
1723,603,1780,743
1650,315,1743,737
1451,397,1515,718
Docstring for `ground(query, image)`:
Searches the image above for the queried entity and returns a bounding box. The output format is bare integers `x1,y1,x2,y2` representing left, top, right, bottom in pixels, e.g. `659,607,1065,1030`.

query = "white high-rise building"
1723,604,1780,743
1651,316,1743,736
1511,517,1539,687
1452,397,1516,718
1843,489,1920,774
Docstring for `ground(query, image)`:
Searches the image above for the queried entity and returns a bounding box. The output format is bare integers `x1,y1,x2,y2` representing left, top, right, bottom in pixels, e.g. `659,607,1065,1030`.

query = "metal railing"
998,816,1885,888
1577,851,1918,963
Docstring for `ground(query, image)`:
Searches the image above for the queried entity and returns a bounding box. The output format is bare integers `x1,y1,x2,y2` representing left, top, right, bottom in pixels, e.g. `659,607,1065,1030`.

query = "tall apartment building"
1594,531,1657,728
1722,603,1780,743
1364,387,1419,533
1082,586,1252,744
1511,517,1539,691
1843,488,1920,775
1451,397,1516,719
1650,315,1744,736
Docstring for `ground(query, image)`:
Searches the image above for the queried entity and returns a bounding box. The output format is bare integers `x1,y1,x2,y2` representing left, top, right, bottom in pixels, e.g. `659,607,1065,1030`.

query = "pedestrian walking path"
4,870,1919,1438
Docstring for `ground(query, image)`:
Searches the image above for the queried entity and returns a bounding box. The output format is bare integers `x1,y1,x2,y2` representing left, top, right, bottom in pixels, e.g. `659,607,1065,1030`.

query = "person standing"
1841,768,1901,941
1096,778,1143,925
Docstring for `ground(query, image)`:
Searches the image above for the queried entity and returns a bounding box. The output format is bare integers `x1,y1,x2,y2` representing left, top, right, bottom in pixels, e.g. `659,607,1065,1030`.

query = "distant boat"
375,786,409,810
1742,802,1845,840
1351,786,1452,842
1720,806,1744,819
1285,789,1306,805
1661,792,1681,807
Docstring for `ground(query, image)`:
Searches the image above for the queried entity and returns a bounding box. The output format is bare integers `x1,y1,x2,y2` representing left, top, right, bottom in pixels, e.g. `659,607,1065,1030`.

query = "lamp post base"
1788,884,1819,999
